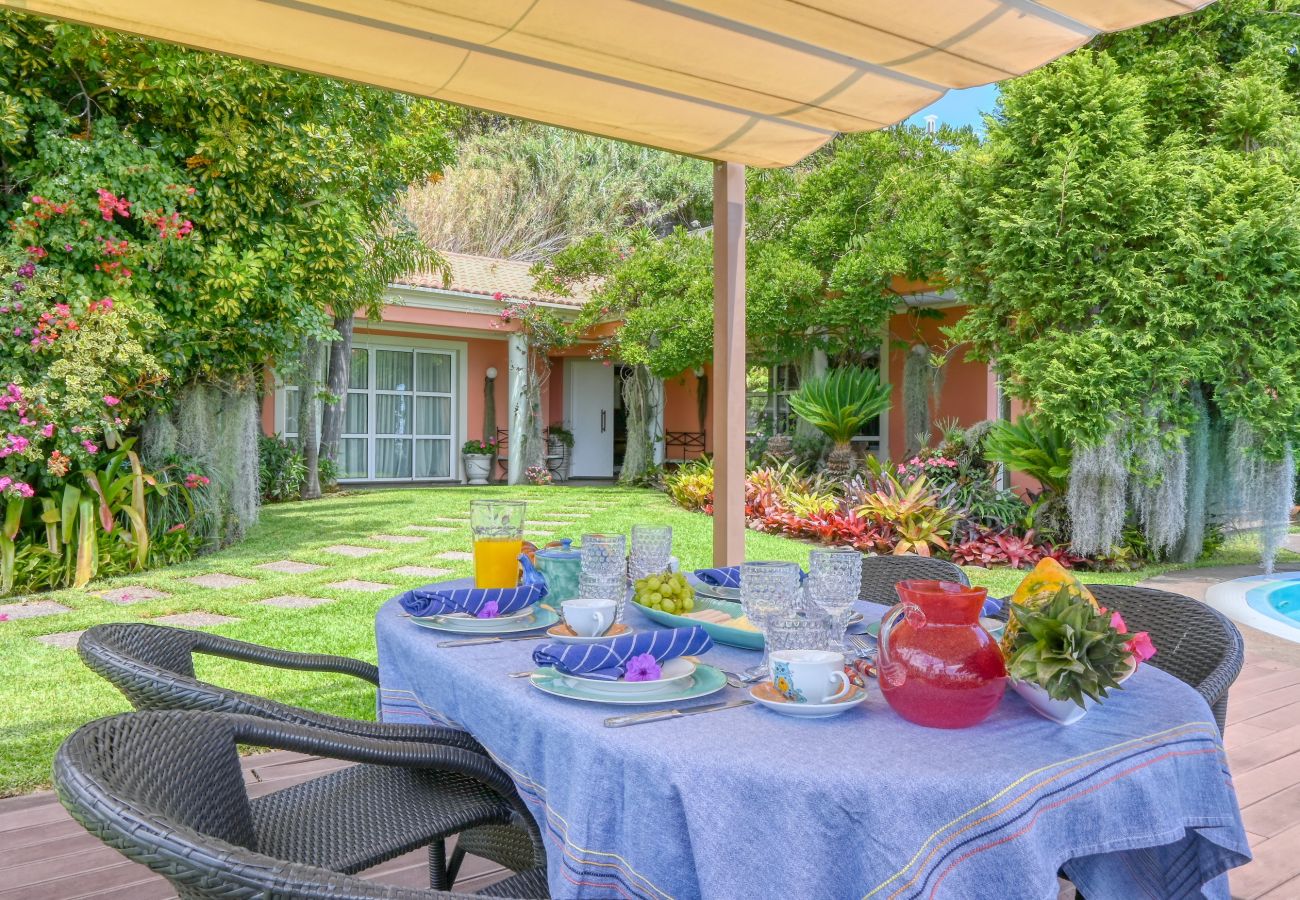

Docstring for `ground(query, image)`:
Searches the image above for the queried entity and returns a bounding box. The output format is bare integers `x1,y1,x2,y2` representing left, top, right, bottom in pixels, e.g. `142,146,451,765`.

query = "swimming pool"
1205,571,1300,643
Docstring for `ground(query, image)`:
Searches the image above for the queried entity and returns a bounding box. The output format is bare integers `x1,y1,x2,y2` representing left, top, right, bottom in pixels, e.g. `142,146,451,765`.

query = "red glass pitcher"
877,580,1007,729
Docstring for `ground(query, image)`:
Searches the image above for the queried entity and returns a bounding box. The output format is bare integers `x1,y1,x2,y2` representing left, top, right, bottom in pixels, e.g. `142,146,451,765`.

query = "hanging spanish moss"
1225,421,1295,574
1068,427,1129,557
1176,388,1211,564
902,344,931,455
1132,427,1187,560
620,364,659,485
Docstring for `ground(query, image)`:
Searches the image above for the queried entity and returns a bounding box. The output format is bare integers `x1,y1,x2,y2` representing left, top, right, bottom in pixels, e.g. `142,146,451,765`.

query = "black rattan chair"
858,554,970,606
1086,585,1244,734
77,623,540,886
54,710,548,899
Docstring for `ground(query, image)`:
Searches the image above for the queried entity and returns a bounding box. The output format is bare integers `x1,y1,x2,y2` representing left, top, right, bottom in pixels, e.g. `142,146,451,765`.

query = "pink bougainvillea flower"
624,652,662,682
25,246,47,259
492,291,504,301
41,423,55,437
64,244,73,252
167,523,187,533
81,440,99,454
12,327,21,337
476,600,500,619
1110,611,1128,635
16,263,34,278
1128,631,1157,664
103,395,121,407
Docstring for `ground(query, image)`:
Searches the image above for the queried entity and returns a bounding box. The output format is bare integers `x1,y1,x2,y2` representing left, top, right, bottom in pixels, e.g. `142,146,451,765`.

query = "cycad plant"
983,417,1072,495
787,367,892,480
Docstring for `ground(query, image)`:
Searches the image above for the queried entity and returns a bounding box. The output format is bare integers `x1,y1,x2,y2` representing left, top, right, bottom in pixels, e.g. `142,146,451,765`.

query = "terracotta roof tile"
395,250,589,307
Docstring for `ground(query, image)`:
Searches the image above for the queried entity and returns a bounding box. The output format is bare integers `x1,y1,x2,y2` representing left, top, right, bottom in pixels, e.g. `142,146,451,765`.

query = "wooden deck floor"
6,651,1300,899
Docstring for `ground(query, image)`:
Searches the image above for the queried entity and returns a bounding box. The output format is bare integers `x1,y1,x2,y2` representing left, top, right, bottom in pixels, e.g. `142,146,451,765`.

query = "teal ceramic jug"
531,540,582,602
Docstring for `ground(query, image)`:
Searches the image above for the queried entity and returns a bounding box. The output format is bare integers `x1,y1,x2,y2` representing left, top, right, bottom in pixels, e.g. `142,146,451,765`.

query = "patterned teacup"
770,649,853,703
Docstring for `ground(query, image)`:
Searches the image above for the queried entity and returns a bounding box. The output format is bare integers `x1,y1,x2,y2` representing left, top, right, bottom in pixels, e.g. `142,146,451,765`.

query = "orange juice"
474,538,524,588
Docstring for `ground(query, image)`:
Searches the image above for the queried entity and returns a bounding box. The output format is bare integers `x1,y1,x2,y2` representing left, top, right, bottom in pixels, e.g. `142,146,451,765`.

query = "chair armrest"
191,633,380,686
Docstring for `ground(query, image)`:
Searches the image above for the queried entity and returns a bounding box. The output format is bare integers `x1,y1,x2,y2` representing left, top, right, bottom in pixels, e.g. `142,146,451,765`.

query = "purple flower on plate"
476,600,500,619
624,652,662,682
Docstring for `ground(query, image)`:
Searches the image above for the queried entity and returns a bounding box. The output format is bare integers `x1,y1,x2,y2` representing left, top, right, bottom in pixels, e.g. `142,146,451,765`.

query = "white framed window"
280,341,459,482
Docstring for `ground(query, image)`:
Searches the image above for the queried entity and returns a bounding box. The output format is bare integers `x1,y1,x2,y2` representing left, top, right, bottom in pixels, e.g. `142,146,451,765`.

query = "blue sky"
904,84,1000,134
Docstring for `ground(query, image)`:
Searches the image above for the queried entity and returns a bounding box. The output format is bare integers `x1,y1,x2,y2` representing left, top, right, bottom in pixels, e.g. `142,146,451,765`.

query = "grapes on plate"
633,571,695,614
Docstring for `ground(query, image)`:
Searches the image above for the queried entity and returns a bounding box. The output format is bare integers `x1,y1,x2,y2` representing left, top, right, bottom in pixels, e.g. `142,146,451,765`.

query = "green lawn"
1,485,1292,796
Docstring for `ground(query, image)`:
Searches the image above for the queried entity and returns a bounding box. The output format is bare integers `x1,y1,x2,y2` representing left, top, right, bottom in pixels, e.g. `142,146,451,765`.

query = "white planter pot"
464,454,493,485
1011,658,1137,726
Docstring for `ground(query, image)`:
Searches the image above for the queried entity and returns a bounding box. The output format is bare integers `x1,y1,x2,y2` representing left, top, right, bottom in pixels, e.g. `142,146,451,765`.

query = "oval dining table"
374,578,1249,900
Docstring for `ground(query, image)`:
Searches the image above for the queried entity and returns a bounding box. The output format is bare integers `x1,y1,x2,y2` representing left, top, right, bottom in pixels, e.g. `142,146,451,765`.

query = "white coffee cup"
562,598,616,637
769,649,853,704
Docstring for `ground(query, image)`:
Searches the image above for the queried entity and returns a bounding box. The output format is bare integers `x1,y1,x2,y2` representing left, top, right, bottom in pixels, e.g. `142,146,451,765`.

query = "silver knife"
604,699,753,728
437,635,547,647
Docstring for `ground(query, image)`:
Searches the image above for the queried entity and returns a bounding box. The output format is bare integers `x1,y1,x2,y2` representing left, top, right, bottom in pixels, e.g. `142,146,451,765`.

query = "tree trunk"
320,313,354,479
620,364,657,485
297,337,322,500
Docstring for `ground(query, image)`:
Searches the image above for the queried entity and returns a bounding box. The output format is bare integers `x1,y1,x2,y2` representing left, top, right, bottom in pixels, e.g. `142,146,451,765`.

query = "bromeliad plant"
786,367,891,480
1004,587,1138,708
854,469,959,557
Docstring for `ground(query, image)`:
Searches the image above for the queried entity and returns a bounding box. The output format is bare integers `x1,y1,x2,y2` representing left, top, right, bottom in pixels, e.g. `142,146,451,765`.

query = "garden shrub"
258,435,307,503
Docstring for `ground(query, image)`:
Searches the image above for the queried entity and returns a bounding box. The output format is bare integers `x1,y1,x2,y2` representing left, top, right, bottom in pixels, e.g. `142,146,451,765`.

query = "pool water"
1247,577,1300,628
1206,571,1300,644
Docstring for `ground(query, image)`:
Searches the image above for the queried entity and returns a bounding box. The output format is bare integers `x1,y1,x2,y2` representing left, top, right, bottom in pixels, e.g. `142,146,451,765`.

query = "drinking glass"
580,533,628,619
807,548,863,652
764,612,836,655
469,500,526,589
740,561,802,678
629,525,672,582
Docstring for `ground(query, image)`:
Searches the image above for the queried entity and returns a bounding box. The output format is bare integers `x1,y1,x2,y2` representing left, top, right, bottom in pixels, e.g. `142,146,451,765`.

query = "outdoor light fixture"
485,367,498,379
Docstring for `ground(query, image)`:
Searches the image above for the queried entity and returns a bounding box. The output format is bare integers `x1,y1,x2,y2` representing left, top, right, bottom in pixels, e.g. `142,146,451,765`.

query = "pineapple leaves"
1006,587,1132,707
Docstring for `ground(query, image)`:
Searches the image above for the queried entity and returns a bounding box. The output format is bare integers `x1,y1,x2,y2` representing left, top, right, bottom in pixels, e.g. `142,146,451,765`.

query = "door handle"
601,410,607,433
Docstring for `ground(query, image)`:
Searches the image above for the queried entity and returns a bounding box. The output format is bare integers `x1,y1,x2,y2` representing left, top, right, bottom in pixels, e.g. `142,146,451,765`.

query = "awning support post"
711,161,745,566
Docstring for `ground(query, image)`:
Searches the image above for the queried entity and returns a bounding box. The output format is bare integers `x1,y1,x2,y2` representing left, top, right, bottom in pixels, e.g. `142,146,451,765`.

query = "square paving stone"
151,612,241,627
260,595,336,609
183,573,256,589
435,551,474,562
371,534,424,544
404,525,455,533
35,630,85,650
433,517,464,524
322,544,383,558
0,600,72,620
254,560,326,575
387,566,453,579
326,579,394,593
97,586,170,605
527,520,567,526
525,530,554,537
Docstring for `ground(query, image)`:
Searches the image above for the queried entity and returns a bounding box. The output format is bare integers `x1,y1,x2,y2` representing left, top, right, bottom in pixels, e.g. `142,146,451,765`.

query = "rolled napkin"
532,626,714,680
982,595,1004,618
693,566,741,588
399,582,546,619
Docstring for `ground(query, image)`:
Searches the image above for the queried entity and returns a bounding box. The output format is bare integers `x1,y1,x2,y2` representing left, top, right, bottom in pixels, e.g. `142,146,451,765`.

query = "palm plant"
787,367,892,480
983,417,1073,495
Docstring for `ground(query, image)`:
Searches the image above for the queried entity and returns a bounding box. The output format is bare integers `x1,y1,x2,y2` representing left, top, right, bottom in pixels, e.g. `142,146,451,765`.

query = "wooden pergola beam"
711,161,745,566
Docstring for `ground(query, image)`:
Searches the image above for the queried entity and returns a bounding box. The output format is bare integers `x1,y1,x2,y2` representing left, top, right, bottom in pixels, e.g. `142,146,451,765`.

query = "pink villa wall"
885,305,996,461
663,366,713,454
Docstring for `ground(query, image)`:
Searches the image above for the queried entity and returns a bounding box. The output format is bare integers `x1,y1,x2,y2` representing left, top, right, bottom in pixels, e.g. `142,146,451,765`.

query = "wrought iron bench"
663,431,706,465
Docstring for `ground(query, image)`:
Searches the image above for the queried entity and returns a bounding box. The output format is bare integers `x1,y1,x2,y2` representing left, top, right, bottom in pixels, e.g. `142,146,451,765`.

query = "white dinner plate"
530,664,727,706
563,657,697,695
418,606,538,632
409,607,559,635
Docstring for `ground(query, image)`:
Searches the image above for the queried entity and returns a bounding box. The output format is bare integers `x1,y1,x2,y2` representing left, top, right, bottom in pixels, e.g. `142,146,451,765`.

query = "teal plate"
410,607,559,635
530,664,728,706
631,597,763,650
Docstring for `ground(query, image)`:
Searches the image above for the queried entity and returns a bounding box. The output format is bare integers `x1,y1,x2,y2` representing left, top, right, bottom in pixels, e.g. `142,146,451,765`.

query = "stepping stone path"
433,517,464,524
184,573,256,589
255,560,326,575
35,630,85,650
436,551,474,562
97,586,170,604
528,520,568,526
0,600,71,620
387,566,453,579
327,579,394,593
370,534,424,544
322,545,383,558
404,525,455,533
260,595,335,609
151,612,241,627
525,530,554,537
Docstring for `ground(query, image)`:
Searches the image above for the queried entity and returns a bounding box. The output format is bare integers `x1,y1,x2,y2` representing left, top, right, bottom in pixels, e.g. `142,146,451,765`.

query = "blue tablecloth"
375,580,1249,900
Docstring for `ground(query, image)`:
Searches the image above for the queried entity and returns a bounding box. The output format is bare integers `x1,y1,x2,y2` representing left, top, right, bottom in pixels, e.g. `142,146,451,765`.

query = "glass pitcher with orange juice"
469,499,527,589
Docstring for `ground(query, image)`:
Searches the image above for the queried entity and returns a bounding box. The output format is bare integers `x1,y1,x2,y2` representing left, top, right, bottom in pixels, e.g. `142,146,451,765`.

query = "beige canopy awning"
4,0,1211,168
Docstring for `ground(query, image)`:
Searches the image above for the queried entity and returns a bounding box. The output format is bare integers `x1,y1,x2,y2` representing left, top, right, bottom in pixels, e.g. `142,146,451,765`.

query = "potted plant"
462,437,496,485
787,367,891,481
1004,587,1154,725
547,423,575,481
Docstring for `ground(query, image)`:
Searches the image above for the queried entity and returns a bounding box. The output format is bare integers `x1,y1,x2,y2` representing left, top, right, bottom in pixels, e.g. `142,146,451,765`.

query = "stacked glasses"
578,533,628,619
806,548,864,655
740,561,802,678
628,525,673,582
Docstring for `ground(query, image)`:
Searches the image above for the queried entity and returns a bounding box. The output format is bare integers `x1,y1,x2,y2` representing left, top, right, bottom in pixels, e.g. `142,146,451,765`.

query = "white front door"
566,359,615,478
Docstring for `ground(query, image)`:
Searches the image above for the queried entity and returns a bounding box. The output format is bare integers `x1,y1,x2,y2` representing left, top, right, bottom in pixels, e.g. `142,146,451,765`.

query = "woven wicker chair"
54,710,548,899
858,554,970,606
1086,585,1244,734
76,623,540,886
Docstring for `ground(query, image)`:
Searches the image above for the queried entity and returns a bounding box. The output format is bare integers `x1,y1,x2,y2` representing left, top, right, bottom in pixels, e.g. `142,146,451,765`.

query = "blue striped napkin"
399,582,546,619
693,566,741,588
532,626,714,680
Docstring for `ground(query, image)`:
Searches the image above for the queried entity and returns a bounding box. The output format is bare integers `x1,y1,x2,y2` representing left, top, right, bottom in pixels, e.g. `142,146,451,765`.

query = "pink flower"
166,523,187,533
1110,611,1128,635
14,482,33,498
81,440,99,454
476,600,500,619
103,395,121,407
41,423,54,438
492,291,504,301
624,652,662,682
1127,631,1157,664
